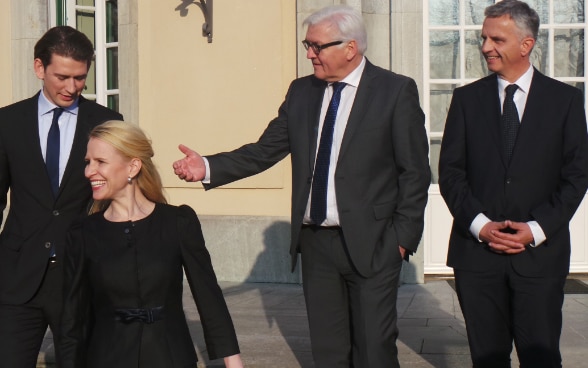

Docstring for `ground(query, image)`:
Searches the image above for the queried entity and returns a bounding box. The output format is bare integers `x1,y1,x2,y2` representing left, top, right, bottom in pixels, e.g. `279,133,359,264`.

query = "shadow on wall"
245,221,300,283
175,0,204,17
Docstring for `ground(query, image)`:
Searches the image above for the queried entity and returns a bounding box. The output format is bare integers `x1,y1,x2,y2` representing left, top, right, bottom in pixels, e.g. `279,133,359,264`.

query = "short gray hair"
303,5,368,55
485,0,540,40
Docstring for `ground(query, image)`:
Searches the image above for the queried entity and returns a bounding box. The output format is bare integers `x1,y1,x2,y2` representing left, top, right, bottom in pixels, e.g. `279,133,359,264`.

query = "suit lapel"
339,62,376,157
477,75,508,167
59,97,90,198
511,70,543,164
24,94,57,200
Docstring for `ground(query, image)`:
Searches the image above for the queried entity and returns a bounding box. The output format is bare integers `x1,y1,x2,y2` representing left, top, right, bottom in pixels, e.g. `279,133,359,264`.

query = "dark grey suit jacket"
439,70,588,277
205,60,431,277
0,93,122,304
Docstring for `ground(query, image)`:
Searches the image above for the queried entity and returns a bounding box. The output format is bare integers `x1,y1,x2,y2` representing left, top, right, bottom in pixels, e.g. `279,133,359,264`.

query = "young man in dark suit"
173,5,430,367
439,1,588,367
0,26,122,367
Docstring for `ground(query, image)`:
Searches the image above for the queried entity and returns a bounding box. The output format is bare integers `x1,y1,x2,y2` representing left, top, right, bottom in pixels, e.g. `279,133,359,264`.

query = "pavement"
38,277,588,368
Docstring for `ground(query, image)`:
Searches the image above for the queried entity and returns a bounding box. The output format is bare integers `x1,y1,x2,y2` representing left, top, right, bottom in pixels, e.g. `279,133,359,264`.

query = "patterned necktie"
310,82,346,225
502,84,520,162
46,107,63,197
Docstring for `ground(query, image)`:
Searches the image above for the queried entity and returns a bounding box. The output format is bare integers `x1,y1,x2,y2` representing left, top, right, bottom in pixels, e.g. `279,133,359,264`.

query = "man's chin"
58,96,78,107
313,72,325,80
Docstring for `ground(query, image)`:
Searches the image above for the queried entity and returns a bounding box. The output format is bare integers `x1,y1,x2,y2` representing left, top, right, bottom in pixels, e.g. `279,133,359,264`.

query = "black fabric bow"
115,306,164,324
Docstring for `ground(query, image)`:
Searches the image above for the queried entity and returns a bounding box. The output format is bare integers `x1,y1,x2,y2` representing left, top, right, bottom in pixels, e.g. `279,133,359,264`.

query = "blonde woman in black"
60,120,243,368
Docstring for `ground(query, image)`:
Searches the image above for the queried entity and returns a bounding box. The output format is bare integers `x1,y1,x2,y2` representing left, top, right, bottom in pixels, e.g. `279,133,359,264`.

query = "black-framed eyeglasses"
301,40,344,55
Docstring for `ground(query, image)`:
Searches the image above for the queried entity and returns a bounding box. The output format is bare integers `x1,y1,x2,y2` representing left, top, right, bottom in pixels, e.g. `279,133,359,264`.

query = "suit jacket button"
506,178,512,184
45,242,51,249
52,210,60,216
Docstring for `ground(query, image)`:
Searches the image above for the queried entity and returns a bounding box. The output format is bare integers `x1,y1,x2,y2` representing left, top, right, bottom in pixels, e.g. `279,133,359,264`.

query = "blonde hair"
88,120,167,214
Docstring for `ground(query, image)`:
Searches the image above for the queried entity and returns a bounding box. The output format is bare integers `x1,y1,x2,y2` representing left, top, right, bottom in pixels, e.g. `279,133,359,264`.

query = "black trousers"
0,262,63,368
299,226,403,368
454,260,566,368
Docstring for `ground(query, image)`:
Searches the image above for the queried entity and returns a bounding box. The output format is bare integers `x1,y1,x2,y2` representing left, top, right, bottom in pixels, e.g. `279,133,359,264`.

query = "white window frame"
55,1,119,109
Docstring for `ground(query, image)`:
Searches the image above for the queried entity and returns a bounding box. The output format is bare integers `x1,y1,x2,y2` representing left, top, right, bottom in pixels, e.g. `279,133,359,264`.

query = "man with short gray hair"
439,1,588,366
174,5,430,367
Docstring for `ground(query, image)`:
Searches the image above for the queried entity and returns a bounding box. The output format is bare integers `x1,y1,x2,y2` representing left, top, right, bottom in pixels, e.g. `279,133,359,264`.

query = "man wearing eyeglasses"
173,5,429,367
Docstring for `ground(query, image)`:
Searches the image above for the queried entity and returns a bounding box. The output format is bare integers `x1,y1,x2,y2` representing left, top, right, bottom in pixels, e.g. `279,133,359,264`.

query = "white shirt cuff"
470,213,491,242
527,221,546,247
202,156,211,184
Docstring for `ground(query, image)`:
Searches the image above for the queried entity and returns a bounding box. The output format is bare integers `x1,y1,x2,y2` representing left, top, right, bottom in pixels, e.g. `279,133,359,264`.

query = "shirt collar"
334,56,366,88
498,64,534,95
38,89,80,116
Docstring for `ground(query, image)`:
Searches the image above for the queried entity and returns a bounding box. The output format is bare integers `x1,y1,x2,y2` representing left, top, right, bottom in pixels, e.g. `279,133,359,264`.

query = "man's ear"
520,37,535,57
345,40,359,61
34,58,46,80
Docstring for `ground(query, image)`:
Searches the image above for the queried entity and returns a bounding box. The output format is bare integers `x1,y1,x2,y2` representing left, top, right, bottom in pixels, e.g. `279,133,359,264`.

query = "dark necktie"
310,82,346,225
46,107,63,197
502,84,520,162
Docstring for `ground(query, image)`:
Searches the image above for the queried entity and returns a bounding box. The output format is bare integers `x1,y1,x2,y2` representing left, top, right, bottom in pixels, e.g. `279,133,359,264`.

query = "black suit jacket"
439,70,588,277
0,93,122,304
205,60,431,277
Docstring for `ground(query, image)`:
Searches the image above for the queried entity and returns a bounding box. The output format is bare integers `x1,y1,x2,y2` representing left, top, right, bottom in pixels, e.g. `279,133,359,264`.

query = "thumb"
178,144,195,157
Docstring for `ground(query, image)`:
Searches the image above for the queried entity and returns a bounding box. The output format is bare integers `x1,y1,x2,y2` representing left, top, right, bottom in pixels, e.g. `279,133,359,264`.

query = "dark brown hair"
34,26,95,69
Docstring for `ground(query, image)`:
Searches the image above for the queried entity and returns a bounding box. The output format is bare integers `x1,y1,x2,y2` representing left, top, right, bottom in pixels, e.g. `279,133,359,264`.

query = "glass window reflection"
555,0,585,24
430,0,459,26
430,31,460,79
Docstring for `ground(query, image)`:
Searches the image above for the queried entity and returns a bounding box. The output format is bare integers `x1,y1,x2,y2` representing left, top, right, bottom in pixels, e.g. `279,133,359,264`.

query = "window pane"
430,138,442,184
555,0,585,23
106,0,118,43
107,47,119,89
531,29,549,74
76,10,95,45
76,10,95,95
465,0,495,25
430,84,457,133
77,0,94,6
465,30,488,78
107,95,119,112
555,29,584,77
430,0,459,26
524,0,549,24
85,56,96,96
430,31,460,79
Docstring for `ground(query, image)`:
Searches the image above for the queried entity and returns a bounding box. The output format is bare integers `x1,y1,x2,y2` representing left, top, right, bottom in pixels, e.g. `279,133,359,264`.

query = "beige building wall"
134,1,297,218
0,1,11,107
134,1,301,283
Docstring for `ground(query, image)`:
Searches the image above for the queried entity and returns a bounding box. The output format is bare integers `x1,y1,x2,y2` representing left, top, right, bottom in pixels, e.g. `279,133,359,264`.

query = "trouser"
454,260,566,368
300,226,403,368
0,262,63,368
